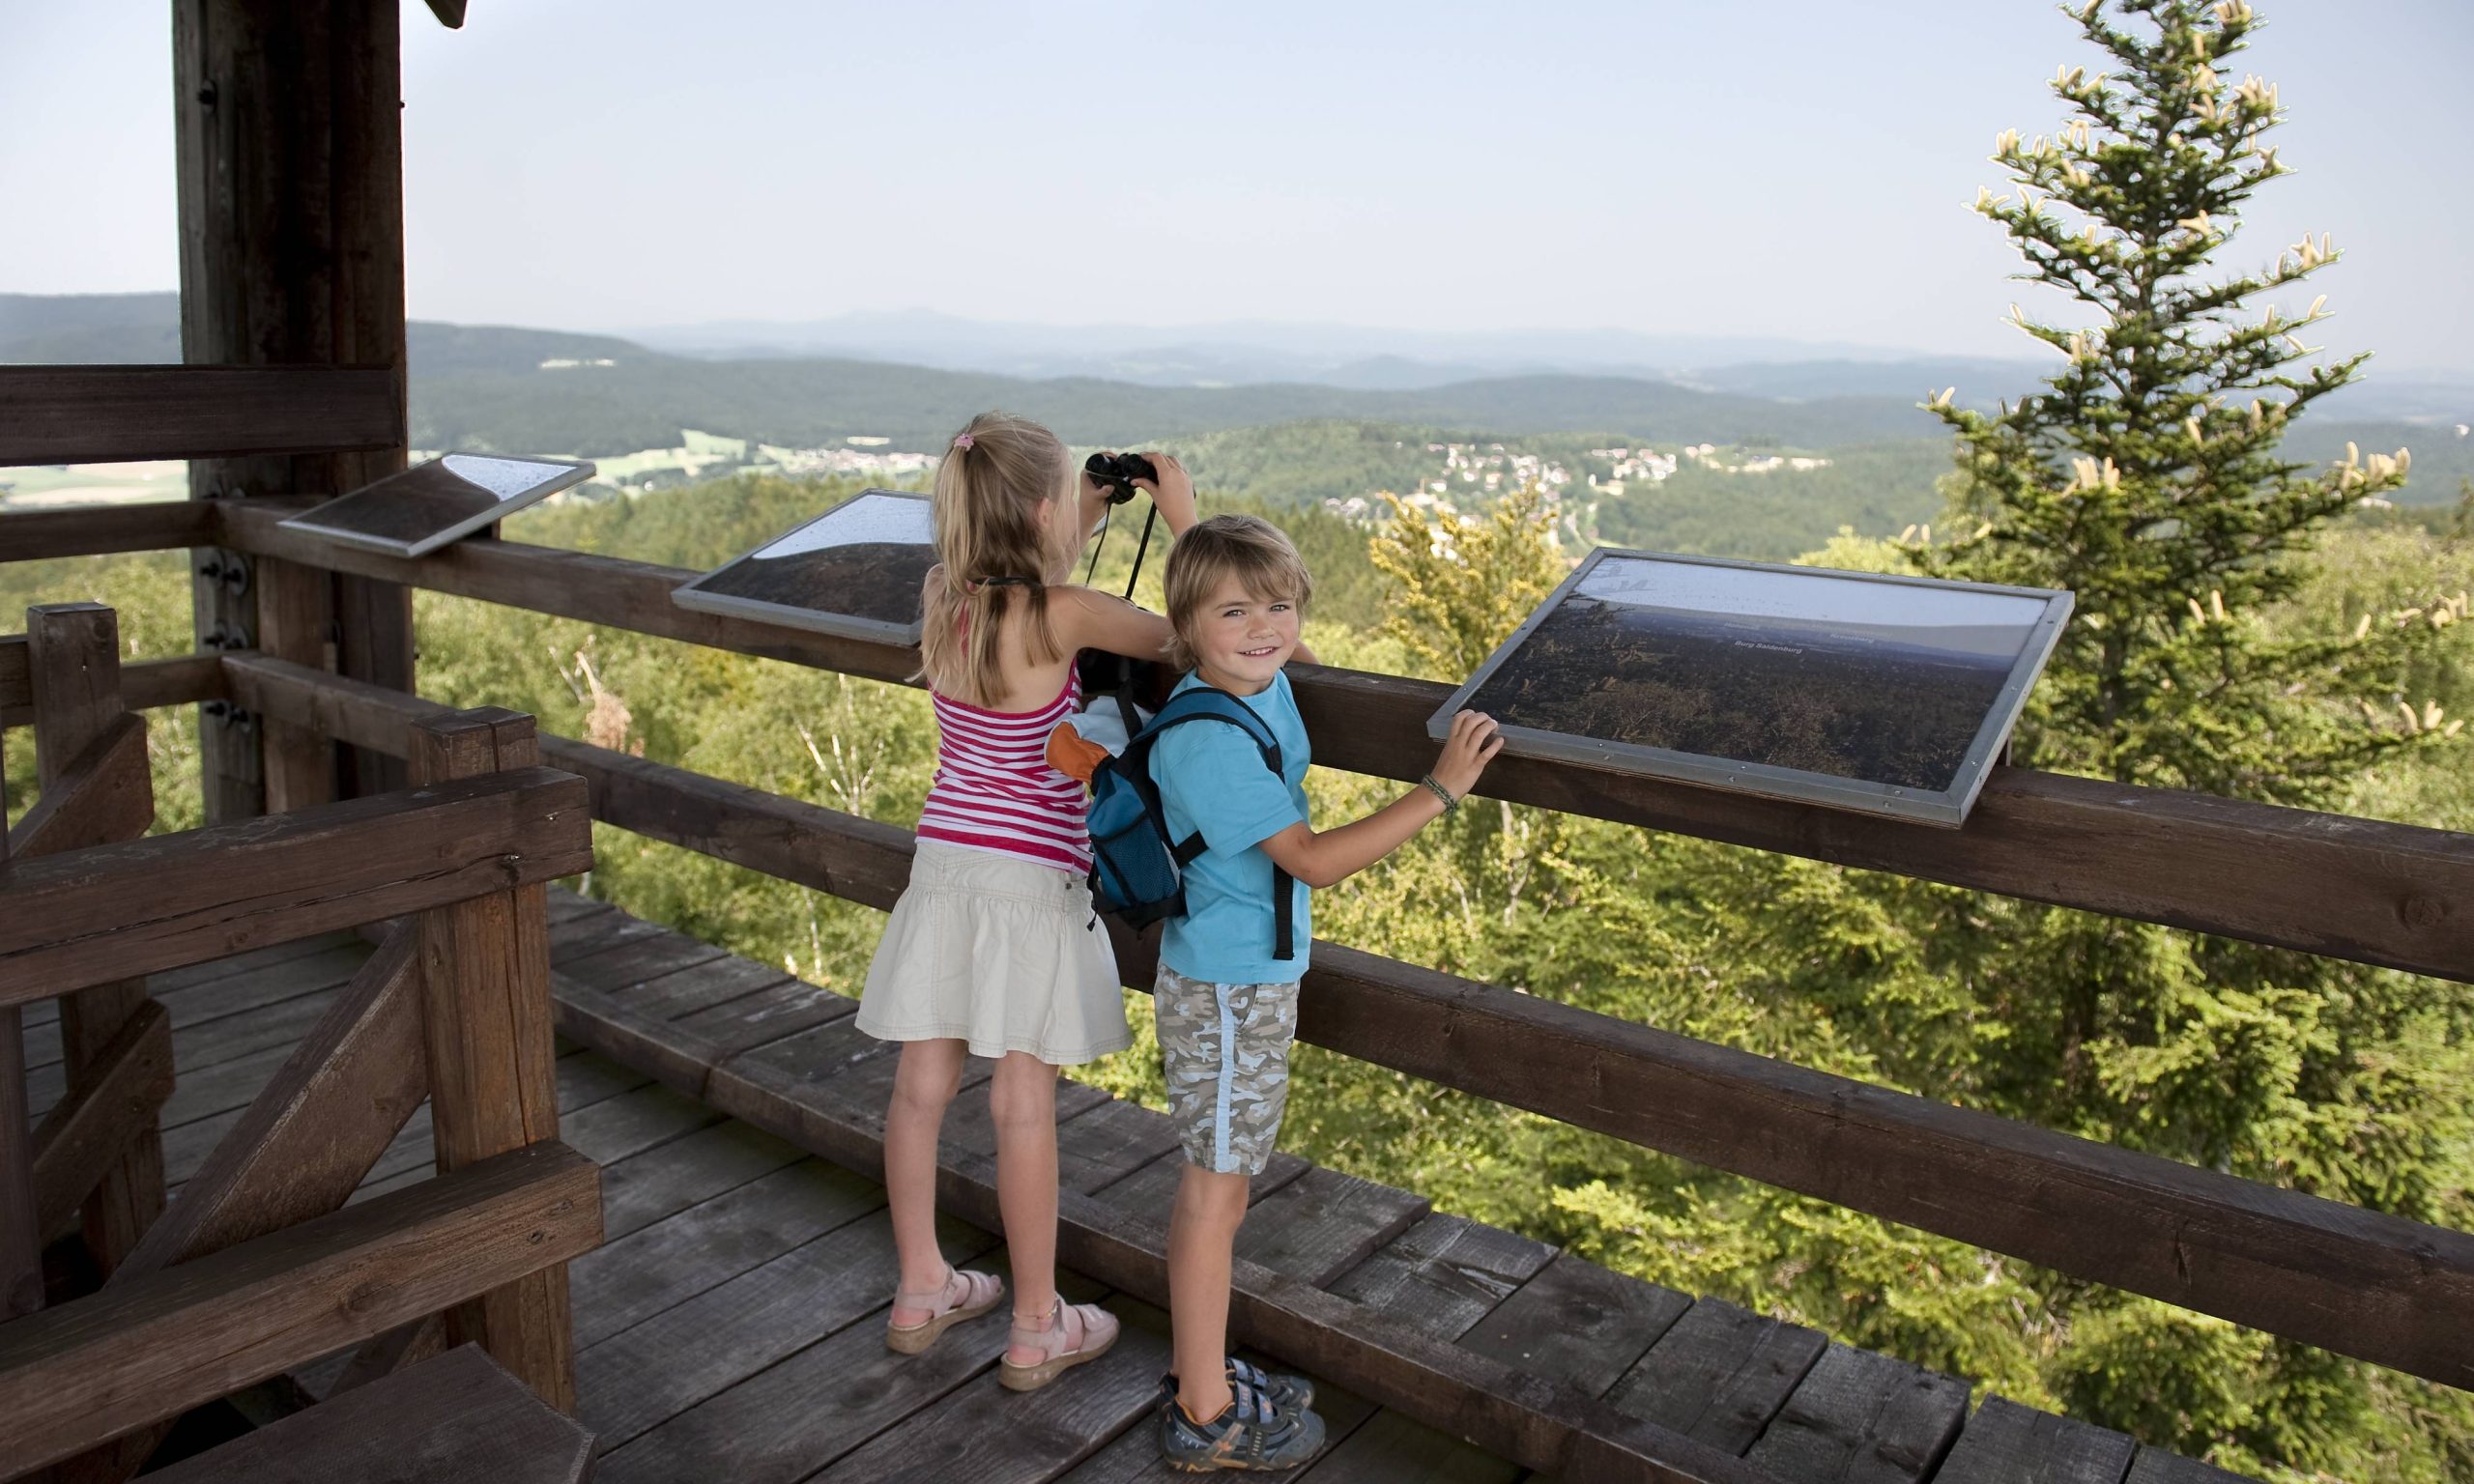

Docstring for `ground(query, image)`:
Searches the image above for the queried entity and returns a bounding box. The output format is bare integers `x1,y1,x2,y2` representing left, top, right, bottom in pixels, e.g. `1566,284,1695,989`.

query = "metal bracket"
196,548,253,600
200,701,256,731
203,621,255,653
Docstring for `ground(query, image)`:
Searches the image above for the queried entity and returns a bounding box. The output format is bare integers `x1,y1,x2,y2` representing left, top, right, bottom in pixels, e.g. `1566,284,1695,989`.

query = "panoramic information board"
276,453,595,558
670,488,936,644
1431,548,2072,826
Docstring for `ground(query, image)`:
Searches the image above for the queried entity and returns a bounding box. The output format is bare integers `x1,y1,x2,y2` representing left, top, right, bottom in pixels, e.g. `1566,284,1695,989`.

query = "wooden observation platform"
4,2,2471,1478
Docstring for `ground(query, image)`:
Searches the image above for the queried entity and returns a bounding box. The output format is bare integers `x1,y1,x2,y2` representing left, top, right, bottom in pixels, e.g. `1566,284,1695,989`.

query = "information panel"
1429,548,2072,826
669,488,936,645
276,453,596,558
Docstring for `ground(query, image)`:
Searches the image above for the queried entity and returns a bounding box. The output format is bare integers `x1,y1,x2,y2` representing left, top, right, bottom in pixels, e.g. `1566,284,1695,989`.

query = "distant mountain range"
5,295,2468,499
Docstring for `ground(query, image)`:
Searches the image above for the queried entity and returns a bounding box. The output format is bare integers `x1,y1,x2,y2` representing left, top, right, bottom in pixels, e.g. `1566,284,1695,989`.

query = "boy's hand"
1431,710,1504,800
1133,452,1199,534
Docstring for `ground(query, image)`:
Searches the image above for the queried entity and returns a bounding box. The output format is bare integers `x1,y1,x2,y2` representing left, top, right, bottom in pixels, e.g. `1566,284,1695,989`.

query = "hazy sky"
8,0,2468,367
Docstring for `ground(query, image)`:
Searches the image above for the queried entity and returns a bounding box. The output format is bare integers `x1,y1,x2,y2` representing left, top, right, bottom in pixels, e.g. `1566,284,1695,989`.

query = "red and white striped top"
914,671,1091,874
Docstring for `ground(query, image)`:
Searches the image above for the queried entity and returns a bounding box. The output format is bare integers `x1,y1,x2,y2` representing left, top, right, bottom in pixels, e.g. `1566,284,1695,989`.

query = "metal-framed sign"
1429,546,2073,828
276,453,595,557
669,488,935,646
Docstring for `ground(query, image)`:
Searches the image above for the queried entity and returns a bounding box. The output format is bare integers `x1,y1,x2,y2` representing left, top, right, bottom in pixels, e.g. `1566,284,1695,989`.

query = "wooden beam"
0,365,400,467
2,653,227,731
211,499,2474,985
409,709,578,1412
0,501,219,563
0,1142,599,1477
0,635,21,711
120,928,426,1275
6,714,153,860
150,1347,596,1484
27,603,167,1281
325,1314,447,1399
0,728,37,1319
534,729,2474,1391
31,1000,174,1239
0,766,593,1006
219,652,451,756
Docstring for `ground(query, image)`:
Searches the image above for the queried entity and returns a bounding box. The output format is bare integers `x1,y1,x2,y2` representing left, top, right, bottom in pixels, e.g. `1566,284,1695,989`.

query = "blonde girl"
858,411,1195,1388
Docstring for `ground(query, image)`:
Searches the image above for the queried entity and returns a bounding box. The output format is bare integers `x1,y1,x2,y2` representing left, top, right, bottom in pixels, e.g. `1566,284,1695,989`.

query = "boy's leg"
990,1049,1062,1360
886,1037,967,1323
1168,1162,1251,1423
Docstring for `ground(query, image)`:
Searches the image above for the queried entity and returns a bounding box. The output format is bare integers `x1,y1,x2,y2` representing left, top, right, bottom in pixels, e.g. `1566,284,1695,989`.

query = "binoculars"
1083,451,1159,507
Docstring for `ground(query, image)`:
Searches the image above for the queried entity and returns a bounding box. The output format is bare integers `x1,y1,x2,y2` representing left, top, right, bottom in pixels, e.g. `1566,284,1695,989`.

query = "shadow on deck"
24,889,2251,1484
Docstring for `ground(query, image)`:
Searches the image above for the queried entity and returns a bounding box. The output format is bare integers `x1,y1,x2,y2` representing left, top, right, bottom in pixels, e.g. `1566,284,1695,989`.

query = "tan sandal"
998,1297,1120,1391
885,1264,1006,1355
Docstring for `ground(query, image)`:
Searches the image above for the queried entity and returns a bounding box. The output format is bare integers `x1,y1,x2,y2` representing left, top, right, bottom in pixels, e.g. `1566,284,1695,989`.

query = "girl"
857,411,1194,1389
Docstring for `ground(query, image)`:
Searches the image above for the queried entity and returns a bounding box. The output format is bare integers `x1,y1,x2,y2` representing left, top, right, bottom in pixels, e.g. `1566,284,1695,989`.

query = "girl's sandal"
997,1297,1120,1391
885,1265,1006,1355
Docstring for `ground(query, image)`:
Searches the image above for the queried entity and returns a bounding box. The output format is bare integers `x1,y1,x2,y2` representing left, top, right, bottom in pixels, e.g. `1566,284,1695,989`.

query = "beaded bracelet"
1419,773,1459,816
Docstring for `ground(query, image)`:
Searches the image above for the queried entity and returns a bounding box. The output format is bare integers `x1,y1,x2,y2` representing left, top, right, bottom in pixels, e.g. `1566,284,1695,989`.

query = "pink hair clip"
951,432,974,451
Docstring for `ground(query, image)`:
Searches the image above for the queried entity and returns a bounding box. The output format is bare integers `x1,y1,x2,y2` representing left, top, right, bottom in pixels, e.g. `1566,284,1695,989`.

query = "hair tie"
962,575,1034,595
951,432,974,451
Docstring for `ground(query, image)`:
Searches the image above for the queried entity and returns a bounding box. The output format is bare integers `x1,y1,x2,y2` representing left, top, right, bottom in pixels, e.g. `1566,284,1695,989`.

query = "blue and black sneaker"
1158,1374,1326,1472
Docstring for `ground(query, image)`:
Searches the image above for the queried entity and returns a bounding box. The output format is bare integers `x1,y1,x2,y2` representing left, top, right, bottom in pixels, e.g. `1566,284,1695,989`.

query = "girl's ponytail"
917,413,1070,707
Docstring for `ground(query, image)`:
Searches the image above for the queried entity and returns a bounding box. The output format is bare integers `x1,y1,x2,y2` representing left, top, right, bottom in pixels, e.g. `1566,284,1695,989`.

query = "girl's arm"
1050,584,1175,663
1257,710,1501,889
1131,452,1199,536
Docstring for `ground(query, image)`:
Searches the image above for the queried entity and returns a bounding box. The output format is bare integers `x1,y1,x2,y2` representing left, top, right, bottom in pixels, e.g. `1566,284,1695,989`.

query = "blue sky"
7,0,2468,367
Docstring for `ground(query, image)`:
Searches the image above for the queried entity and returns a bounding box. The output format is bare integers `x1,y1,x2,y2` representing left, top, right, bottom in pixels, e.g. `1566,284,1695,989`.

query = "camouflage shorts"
1153,963,1302,1176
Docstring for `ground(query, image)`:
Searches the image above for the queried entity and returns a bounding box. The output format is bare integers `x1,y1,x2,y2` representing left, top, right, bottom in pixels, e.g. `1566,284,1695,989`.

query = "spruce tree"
1890,2,2473,1472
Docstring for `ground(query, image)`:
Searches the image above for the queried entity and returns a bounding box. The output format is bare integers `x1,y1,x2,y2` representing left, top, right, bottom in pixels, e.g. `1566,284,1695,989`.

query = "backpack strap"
1129,686,1298,961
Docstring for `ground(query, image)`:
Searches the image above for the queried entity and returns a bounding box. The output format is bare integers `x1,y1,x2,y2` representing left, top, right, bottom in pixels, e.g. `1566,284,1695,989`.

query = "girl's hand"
1133,452,1199,534
1430,710,1504,800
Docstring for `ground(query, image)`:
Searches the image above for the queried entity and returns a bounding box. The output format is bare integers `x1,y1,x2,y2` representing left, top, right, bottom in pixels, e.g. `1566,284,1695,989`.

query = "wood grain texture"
1742,1344,1968,1484
1457,1251,1693,1401
25,603,167,1288
0,652,227,732
325,1314,446,1400
1605,1297,1828,1457
0,740,35,1316
1934,1395,2136,1484
408,713,581,1413
148,1346,592,1484
0,365,399,466
210,500,2474,985
120,927,425,1277
29,999,174,1239
0,765,592,1004
1328,1213,1555,1344
2123,1447,2259,1483
0,1142,598,1476
6,714,153,859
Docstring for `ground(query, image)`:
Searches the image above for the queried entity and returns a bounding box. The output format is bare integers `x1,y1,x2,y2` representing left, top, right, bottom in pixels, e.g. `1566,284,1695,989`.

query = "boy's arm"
1255,711,1503,889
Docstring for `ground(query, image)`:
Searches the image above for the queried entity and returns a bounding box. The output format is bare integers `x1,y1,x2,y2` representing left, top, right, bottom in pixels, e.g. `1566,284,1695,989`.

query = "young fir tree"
1887,2,2474,1474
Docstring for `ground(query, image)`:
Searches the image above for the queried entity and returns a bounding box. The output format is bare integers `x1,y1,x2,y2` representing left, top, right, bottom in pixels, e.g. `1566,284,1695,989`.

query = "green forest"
9,4,2474,1477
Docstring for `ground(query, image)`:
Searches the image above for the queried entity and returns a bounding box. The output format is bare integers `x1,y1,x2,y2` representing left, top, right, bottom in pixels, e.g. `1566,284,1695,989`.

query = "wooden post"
26,605,168,1281
408,708,576,1411
175,0,414,821
0,726,42,1320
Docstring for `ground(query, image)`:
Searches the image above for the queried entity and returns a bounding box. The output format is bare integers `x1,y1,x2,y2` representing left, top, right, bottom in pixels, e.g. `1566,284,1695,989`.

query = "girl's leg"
1166,1162,1251,1422
886,1038,967,1325
989,1050,1061,1360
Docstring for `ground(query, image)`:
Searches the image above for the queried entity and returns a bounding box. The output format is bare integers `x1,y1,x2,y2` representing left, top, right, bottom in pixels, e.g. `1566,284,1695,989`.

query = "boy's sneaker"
1153,1360,1313,1415
1159,1376,1326,1471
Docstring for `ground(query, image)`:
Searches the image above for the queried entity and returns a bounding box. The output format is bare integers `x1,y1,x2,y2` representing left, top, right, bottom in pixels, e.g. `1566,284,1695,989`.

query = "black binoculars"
1083,451,1159,506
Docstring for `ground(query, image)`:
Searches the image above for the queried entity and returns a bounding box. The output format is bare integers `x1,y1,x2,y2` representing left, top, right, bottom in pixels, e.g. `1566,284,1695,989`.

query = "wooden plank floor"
41,890,2258,1484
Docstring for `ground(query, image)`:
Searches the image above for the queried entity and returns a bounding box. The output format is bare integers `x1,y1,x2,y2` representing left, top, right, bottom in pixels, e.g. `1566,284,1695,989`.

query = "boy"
1147,515,1502,1470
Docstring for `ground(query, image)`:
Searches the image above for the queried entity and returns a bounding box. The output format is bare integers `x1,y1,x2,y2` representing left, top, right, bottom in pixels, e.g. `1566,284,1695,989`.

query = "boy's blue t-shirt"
1151,669,1312,985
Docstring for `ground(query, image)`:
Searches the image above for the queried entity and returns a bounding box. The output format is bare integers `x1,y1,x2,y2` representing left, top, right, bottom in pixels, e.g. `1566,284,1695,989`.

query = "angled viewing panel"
276,453,595,558
669,488,935,645
1431,548,2072,827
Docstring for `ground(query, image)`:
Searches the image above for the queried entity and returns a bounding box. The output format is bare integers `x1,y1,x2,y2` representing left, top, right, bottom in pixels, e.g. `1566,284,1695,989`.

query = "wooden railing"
6,481,2472,1422
0,608,599,1479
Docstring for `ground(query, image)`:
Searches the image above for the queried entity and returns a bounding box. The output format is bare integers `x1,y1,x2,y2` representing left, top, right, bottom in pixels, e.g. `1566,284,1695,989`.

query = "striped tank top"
914,670,1092,874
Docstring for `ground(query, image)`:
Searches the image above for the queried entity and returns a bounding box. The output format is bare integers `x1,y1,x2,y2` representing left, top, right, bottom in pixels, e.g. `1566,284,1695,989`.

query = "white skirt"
856,840,1131,1066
